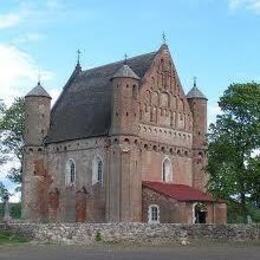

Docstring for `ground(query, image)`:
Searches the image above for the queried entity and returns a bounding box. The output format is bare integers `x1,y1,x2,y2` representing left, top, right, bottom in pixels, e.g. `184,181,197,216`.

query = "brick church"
22,43,227,224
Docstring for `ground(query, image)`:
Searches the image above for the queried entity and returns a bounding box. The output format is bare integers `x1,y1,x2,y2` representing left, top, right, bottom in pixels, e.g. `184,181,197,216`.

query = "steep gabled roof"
45,51,156,143
143,181,216,202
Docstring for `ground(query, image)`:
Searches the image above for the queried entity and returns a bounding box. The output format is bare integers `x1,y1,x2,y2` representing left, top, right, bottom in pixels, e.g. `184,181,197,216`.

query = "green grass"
0,231,29,245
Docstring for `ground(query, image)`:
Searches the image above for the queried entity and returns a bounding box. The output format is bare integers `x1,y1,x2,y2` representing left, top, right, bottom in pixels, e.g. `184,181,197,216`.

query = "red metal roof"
143,181,216,202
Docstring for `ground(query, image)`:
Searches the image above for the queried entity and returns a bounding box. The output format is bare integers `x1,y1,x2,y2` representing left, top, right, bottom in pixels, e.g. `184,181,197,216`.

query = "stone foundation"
0,222,259,244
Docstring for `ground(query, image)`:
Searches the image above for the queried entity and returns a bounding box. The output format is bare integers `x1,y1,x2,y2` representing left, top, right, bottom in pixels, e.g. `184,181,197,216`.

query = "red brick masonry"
142,181,226,224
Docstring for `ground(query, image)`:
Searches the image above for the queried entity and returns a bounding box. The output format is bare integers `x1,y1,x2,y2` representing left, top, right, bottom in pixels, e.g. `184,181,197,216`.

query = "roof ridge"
82,51,157,74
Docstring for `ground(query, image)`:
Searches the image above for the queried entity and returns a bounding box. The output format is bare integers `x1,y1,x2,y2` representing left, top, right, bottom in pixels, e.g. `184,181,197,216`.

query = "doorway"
194,203,207,224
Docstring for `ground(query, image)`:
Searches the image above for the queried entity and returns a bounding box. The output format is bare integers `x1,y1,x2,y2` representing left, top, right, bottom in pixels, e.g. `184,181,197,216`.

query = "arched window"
65,159,76,186
148,204,160,223
70,162,75,183
162,158,172,182
97,159,103,183
92,156,104,185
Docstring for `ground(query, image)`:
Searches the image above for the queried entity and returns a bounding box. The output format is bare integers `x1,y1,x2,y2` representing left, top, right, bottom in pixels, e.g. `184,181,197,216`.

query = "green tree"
247,156,260,208
0,100,7,165
0,98,25,189
0,182,9,202
207,82,260,222
0,100,8,199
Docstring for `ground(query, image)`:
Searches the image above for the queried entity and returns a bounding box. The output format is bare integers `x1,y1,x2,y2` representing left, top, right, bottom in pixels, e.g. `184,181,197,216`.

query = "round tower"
109,63,140,136
22,82,51,221
187,78,208,192
24,81,52,146
106,62,142,222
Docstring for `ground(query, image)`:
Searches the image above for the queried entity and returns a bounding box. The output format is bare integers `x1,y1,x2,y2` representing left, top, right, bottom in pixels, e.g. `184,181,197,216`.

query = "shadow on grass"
0,231,29,245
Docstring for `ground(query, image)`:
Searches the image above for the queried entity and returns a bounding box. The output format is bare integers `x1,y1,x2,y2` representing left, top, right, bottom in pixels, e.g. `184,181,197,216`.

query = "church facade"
22,43,227,224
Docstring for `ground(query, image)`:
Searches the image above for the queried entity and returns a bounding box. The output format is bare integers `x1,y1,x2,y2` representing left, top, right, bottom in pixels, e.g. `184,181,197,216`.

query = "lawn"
0,231,29,245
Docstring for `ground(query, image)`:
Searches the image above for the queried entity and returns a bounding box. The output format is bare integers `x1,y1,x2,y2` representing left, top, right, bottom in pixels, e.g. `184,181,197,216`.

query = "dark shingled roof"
45,51,157,143
26,82,51,99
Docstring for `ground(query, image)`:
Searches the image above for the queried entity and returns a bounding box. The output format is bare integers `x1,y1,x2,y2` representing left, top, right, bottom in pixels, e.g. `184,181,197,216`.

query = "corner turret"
106,60,142,222
22,81,51,221
187,78,208,192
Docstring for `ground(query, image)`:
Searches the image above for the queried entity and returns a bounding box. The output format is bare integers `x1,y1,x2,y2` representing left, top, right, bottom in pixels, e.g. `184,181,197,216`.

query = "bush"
10,202,21,219
95,231,102,241
0,202,21,220
227,200,260,223
0,231,28,244
227,201,245,223
248,207,260,223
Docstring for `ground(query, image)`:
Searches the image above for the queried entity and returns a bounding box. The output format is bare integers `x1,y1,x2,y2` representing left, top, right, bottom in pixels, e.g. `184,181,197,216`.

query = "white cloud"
0,0,69,31
0,44,60,201
49,88,61,106
0,12,23,29
0,44,54,105
229,0,260,13
45,0,65,10
10,191,21,203
208,102,222,126
13,33,45,44
0,158,20,202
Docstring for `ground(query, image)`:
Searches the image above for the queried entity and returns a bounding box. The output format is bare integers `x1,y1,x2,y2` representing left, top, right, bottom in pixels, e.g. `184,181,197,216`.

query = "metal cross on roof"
124,53,128,65
77,49,81,65
193,76,197,87
162,32,167,44
37,71,41,85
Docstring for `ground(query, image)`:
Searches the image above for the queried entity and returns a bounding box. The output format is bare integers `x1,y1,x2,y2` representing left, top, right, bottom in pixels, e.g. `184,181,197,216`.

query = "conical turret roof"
111,64,140,80
25,82,51,99
186,80,207,100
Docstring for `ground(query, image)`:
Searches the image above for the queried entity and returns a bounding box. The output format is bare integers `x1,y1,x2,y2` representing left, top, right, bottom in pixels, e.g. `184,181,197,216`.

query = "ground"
0,241,259,260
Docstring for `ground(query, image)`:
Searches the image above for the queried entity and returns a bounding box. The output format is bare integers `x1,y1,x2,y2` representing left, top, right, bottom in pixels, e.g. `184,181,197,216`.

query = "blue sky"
1,0,260,109
0,0,260,200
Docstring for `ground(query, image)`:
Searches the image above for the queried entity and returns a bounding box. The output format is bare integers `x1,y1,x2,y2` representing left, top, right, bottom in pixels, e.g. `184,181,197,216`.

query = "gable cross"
162,32,167,44
77,49,81,65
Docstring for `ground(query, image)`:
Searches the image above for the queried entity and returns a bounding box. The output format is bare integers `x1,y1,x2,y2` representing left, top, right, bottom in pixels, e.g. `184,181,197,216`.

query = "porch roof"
143,181,219,202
